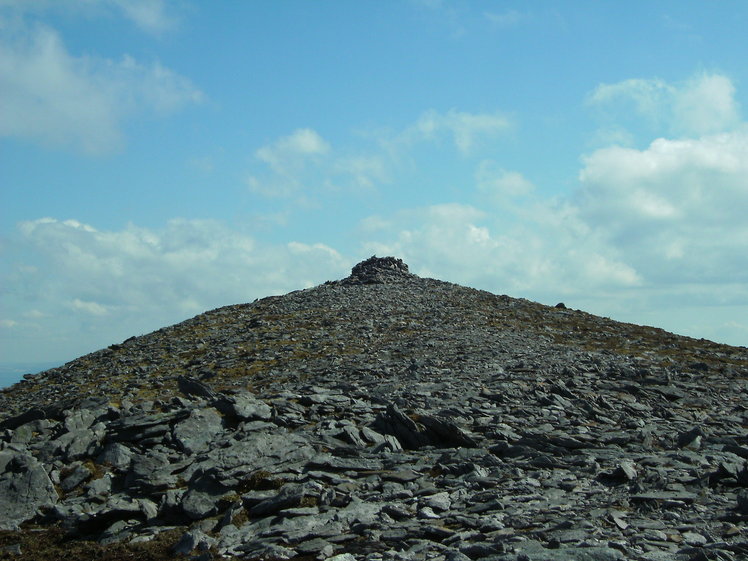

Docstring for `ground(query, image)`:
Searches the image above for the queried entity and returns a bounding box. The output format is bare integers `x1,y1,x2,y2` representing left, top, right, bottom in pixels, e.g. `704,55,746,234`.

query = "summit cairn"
343,255,415,285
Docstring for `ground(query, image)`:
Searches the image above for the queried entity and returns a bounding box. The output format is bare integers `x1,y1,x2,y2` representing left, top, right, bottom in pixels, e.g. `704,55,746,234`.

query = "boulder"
0,451,58,530
172,407,223,454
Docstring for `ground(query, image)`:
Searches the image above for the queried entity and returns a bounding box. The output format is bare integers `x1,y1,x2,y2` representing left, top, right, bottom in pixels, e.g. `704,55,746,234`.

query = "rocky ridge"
1,256,747,561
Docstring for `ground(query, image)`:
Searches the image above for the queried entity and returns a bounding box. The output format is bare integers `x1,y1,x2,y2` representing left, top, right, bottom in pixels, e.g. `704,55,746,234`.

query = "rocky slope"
1,256,747,561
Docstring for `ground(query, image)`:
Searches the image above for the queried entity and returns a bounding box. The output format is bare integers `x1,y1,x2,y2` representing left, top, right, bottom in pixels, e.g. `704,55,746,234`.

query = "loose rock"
0,256,746,560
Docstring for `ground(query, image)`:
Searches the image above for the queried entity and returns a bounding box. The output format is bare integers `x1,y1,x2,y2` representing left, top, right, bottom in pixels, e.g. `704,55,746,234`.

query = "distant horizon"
2,2,747,364
0,361,64,389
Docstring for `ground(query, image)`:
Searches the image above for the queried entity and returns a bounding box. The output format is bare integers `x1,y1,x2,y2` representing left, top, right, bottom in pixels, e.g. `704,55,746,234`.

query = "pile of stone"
342,256,414,285
1,257,747,560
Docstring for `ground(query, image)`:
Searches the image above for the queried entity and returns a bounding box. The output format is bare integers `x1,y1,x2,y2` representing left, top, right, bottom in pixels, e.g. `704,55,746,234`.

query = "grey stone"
327,554,356,561
383,469,421,483
738,489,748,514
215,392,273,421
124,450,180,493
459,542,502,558
241,542,298,559
382,503,412,520
678,427,705,449
193,430,315,476
630,491,698,503
360,426,387,445
343,255,413,284
172,407,223,454
181,488,223,520
60,462,92,492
248,483,314,517
9,423,34,444
98,519,137,545
64,409,96,432
339,425,367,447
682,531,708,546
0,408,46,431
85,473,113,497
445,550,473,561
374,403,428,449
600,460,638,483
53,427,102,462
417,506,441,519
107,409,189,442
614,460,638,480
0,451,58,530
97,442,133,470
421,491,451,511
0,543,22,556
172,528,215,556
294,537,334,554
307,454,384,471
419,414,478,448
177,375,217,400
138,498,159,520
493,540,625,560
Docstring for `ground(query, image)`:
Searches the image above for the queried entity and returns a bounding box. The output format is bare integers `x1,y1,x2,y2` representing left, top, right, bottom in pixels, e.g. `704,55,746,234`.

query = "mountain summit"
1,257,747,560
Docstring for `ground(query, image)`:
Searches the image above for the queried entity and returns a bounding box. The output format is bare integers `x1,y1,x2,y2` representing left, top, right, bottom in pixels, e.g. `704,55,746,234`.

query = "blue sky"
2,1,748,380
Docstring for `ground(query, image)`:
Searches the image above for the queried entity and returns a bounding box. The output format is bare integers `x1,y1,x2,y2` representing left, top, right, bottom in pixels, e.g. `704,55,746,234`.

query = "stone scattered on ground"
1,256,747,560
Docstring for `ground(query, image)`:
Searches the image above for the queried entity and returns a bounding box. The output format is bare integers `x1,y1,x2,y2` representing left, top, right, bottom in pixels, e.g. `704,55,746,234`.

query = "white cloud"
70,298,109,316
250,128,394,198
476,161,534,198
579,131,748,227
359,199,640,299
406,109,511,154
255,128,330,171
115,54,204,113
332,155,389,190
588,77,672,124
2,218,349,361
247,109,511,200
0,0,179,35
578,130,748,283
0,21,203,154
358,215,392,233
286,242,345,287
109,0,176,35
411,0,445,9
189,155,215,173
581,73,748,327
588,72,742,137
0,24,121,152
484,10,524,27
673,73,740,136
249,129,331,197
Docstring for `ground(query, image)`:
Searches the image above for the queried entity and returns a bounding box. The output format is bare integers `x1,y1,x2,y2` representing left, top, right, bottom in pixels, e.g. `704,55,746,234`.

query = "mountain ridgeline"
1,256,747,561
